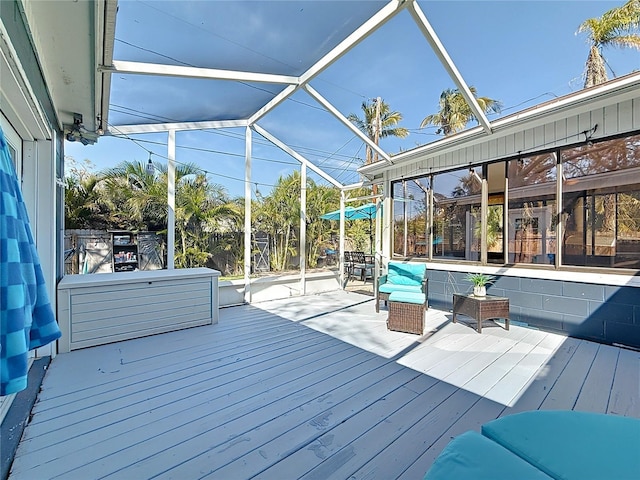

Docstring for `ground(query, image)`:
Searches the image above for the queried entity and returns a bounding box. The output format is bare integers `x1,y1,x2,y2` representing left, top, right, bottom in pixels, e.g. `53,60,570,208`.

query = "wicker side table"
452,294,510,334
387,292,426,335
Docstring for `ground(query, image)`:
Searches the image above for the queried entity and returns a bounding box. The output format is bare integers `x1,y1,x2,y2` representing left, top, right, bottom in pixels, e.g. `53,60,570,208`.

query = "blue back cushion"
482,411,640,480
424,431,553,480
388,262,425,286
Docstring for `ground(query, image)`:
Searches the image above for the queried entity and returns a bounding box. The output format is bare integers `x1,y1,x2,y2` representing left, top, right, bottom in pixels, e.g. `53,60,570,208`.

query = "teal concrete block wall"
426,270,640,349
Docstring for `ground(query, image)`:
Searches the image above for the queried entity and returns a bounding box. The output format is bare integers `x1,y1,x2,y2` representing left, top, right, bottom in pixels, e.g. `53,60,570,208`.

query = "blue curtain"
1,127,61,396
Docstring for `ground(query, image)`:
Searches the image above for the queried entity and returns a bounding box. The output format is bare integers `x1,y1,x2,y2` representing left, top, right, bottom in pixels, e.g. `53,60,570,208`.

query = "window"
392,132,640,271
432,167,482,261
562,135,640,269
392,177,429,257
508,153,557,265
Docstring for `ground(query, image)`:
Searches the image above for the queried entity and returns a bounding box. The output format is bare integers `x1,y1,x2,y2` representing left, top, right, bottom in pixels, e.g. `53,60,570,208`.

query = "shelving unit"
110,230,139,272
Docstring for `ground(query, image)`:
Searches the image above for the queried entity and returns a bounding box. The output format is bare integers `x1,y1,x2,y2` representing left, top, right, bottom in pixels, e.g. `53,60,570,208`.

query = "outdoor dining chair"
350,251,374,282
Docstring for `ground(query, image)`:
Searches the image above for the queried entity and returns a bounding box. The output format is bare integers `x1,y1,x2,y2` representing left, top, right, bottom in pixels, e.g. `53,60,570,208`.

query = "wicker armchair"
376,261,428,312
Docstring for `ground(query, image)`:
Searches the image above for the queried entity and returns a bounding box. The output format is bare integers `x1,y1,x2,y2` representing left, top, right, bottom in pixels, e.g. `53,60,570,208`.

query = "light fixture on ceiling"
469,166,482,183
96,116,104,136
65,113,83,142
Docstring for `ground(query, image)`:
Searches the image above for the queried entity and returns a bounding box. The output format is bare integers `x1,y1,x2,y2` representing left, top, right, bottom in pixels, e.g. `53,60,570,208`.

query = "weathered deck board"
9,290,639,480
607,347,640,416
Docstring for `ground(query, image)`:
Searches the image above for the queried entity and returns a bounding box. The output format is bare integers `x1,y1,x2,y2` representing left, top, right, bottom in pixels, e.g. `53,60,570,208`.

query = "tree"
64,173,107,229
304,182,339,268
174,175,240,269
254,172,301,271
420,87,502,136
64,157,109,229
99,160,240,269
347,98,409,165
577,0,640,88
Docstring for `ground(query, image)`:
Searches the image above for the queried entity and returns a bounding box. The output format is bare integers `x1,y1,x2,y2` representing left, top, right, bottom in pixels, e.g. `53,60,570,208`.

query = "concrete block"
562,282,605,301
543,295,589,316
589,301,634,325
521,278,562,295
563,314,604,341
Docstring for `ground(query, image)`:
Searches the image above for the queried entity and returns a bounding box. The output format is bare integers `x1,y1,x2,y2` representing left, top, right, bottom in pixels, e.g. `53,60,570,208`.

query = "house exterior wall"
369,79,640,350
426,268,640,349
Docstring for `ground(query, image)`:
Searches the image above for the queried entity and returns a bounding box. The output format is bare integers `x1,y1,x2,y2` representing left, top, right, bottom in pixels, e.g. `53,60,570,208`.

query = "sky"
66,0,640,199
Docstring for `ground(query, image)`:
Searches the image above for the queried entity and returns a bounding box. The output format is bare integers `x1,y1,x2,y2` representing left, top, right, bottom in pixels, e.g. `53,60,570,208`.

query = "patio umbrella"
321,203,380,253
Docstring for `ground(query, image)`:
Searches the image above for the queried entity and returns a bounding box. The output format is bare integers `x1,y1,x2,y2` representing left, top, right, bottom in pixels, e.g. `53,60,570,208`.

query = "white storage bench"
57,267,220,352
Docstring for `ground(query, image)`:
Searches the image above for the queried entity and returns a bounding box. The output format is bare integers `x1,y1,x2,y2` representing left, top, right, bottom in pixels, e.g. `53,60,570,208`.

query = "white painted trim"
361,73,640,175
0,20,50,140
423,262,640,288
0,111,22,179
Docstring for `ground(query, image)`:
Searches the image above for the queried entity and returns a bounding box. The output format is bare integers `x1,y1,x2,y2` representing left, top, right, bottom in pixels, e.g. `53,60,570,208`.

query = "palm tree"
100,160,241,269
174,175,240,268
254,172,302,271
420,87,502,136
64,173,108,229
101,160,203,231
578,0,640,88
347,98,409,165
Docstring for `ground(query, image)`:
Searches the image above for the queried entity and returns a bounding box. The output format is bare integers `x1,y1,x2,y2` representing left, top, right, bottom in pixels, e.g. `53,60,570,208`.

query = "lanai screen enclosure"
61,0,640,346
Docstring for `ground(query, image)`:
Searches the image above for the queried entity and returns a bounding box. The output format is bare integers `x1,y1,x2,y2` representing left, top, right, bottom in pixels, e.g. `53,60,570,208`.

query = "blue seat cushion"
389,291,425,305
482,411,640,480
379,283,422,294
424,431,553,480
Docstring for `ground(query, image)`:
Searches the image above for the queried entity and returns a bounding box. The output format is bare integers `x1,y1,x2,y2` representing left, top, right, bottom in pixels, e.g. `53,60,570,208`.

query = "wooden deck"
9,291,639,479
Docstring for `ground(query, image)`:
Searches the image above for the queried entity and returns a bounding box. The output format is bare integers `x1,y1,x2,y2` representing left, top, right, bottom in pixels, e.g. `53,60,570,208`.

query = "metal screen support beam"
407,1,492,134
103,60,299,85
249,0,406,124
303,85,392,164
300,163,307,295
111,119,249,135
382,171,392,266
244,126,252,303
339,191,346,288
167,130,176,269
252,124,343,188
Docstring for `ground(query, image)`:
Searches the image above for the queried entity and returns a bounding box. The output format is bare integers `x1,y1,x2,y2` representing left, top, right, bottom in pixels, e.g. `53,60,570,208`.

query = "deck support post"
167,129,176,269
300,163,307,295
244,126,252,303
